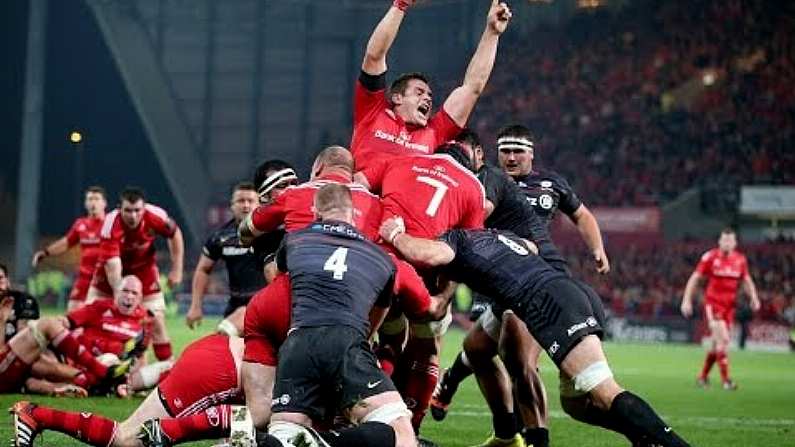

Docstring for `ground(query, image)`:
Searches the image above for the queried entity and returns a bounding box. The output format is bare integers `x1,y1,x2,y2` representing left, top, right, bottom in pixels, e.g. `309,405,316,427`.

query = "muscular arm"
443,0,511,127
570,204,610,274
391,233,455,269
680,271,703,317
104,257,123,292
242,361,276,430
167,227,185,287
0,296,13,348
484,198,496,219
362,3,408,75
187,254,216,328
742,275,760,311
32,237,71,267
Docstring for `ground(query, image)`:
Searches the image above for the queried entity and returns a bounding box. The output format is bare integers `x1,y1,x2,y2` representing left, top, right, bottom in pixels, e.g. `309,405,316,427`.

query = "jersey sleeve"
249,195,288,235
554,173,583,217
439,230,465,255
460,183,486,230
353,71,387,126
202,231,223,261
98,213,121,262
392,257,431,317
67,301,102,328
358,157,390,192
65,220,81,247
695,250,714,276
478,168,504,208
144,205,178,238
430,108,464,147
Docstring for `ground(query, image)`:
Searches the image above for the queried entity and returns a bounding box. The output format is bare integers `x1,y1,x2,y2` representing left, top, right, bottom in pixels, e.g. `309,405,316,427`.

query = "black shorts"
223,294,254,317
271,326,395,421
521,278,604,366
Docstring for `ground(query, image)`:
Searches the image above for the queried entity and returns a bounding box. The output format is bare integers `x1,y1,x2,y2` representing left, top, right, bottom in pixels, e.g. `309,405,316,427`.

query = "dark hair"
389,72,431,99
436,141,474,172
721,227,736,236
119,187,146,204
253,159,295,192
0,262,7,277
85,185,107,200
314,183,353,217
456,128,481,149
233,181,257,194
497,124,533,141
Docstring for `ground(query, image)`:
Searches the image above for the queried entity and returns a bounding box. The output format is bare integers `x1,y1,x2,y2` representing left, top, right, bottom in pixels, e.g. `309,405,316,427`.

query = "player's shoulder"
100,209,122,238
531,168,572,188
144,203,170,221
700,248,719,261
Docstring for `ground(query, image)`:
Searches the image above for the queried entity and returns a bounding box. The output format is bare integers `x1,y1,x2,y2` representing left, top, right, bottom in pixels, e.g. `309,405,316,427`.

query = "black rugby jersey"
277,221,394,337
513,169,582,227
203,219,282,299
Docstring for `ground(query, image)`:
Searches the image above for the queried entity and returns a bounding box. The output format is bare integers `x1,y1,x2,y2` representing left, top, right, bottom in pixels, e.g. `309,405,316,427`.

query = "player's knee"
569,361,617,411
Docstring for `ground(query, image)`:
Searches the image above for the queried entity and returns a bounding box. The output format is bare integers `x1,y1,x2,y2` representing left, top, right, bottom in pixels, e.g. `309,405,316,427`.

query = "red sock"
699,350,717,379
153,342,173,361
399,357,439,430
376,345,398,377
159,405,231,443
716,350,730,382
31,406,117,447
52,331,108,378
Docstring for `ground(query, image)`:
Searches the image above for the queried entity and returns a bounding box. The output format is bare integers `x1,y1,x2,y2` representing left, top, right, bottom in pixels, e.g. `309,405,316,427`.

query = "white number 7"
324,247,349,280
416,176,449,217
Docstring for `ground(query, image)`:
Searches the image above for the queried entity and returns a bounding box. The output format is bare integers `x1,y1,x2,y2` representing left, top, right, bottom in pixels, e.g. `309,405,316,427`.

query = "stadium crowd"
472,0,795,206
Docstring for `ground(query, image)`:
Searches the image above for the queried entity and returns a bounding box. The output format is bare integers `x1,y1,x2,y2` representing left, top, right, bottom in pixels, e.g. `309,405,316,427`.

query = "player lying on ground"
380,220,692,447
11,333,245,447
2,276,143,403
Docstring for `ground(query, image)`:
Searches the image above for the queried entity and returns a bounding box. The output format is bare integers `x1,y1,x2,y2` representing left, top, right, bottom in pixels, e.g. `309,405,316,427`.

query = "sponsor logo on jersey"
540,180,553,188
272,394,291,406
549,341,560,354
101,322,140,338
567,317,598,337
373,129,431,153
222,247,254,256
539,194,554,209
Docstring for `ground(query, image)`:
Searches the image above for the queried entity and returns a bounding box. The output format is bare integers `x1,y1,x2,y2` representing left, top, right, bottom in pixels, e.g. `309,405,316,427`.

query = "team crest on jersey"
539,194,554,210
540,180,553,188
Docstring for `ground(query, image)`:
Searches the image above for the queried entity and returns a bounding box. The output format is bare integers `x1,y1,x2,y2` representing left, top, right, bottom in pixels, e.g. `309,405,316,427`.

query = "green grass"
2,315,794,446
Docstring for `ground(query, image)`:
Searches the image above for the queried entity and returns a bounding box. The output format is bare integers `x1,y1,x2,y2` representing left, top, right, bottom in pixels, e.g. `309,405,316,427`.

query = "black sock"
493,409,518,440
446,351,473,385
608,391,690,447
521,427,549,447
319,422,396,447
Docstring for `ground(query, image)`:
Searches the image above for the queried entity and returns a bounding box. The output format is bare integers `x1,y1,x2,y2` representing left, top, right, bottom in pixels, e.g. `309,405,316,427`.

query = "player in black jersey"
267,184,438,447
497,124,609,274
187,181,286,337
381,223,691,447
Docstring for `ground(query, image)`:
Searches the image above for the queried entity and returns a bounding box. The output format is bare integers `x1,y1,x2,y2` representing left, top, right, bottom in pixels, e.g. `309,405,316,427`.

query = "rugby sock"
160,405,231,443
31,406,117,447
492,409,518,440
521,427,549,447
446,351,474,387
51,330,108,378
402,358,440,429
320,422,396,447
608,391,690,447
716,350,730,383
153,342,173,361
699,350,717,379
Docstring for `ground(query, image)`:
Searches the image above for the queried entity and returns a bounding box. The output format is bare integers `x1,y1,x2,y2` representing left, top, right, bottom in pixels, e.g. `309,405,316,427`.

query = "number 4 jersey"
361,154,486,239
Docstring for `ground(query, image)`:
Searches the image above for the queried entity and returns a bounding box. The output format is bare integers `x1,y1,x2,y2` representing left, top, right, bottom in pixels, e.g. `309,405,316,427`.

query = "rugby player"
31,186,108,310
89,187,184,362
380,221,692,447
681,228,760,390
187,181,276,337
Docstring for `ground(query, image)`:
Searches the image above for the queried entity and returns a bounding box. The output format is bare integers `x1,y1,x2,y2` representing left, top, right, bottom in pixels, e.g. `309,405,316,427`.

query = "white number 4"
324,247,349,280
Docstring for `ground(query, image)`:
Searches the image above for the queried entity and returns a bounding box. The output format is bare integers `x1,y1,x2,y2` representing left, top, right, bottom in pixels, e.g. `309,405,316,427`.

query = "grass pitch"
1,315,793,446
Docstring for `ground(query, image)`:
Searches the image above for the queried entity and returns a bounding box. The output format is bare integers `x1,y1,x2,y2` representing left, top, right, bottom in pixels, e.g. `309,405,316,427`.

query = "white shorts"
143,293,166,314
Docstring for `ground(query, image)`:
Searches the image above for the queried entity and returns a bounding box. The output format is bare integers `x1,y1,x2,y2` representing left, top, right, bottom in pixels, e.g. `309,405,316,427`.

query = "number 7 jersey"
361,154,486,238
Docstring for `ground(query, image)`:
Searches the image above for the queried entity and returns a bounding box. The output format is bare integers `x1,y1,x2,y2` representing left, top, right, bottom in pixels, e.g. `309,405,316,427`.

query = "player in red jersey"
89,187,184,362
360,142,486,435
11,333,245,447
1,276,142,401
351,0,511,181
242,146,383,242
681,228,760,390
31,186,108,310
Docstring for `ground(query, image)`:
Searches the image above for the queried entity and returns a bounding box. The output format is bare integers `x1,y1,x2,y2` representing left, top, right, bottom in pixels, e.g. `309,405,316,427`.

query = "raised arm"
362,1,414,75
380,217,454,268
443,0,512,127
